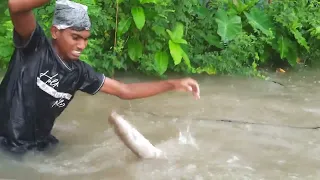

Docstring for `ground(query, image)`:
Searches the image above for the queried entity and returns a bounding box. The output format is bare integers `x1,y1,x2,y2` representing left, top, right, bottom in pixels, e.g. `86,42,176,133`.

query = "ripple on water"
2,71,320,179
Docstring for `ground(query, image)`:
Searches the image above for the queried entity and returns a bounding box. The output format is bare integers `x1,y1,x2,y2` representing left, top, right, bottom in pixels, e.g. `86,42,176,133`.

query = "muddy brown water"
0,69,320,180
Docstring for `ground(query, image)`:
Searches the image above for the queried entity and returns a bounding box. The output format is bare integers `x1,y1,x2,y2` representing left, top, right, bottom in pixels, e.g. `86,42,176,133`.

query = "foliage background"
0,0,320,78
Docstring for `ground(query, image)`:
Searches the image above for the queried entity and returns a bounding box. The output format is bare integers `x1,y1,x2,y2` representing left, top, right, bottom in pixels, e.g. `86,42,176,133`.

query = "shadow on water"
1,68,320,180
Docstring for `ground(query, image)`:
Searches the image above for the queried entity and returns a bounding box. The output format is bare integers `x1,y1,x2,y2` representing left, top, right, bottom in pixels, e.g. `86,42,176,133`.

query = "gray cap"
52,0,91,30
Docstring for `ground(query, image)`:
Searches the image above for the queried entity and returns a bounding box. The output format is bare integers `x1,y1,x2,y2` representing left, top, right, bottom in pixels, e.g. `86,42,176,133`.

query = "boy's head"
50,0,91,60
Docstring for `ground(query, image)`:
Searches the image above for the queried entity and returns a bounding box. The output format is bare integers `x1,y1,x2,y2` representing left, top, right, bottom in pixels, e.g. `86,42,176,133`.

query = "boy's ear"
50,26,59,39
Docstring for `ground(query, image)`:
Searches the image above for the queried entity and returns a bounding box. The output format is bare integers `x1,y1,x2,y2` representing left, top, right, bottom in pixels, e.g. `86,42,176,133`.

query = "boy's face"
51,26,90,60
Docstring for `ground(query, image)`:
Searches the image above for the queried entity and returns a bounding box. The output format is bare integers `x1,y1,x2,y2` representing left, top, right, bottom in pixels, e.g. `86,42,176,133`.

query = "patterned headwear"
52,0,91,31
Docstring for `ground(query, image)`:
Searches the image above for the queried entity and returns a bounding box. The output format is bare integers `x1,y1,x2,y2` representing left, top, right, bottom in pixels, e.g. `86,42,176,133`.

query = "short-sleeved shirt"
0,22,105,154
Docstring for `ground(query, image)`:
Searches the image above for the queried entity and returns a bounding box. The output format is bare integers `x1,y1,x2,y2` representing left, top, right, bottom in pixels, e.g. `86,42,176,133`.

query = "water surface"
1,70,320,180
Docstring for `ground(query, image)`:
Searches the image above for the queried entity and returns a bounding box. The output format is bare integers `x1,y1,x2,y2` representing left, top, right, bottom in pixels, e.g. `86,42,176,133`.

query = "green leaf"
244,7,274,37
117,17,132,37
206,34,223,49
194,66,216,75
215,9,242,43
166,29,175,39
167,22,184,39
172,22,184,40
309,26,320,39
131,6,145,30
173,38,188,44
277,36,290,59
152,25,167,37
195,30,223,49
181,50,191,68
286,46,298,67
291,29,309,51
273,36,298,67
154,51,169,75
168,40,183,65
128,38,143,61
166,29,188,44
140,0,158,4
166,22,186,43
194,6,209,19
0,1,7,13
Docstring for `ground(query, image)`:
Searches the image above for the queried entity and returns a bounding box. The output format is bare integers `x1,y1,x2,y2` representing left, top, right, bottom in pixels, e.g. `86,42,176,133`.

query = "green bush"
0,0,319,78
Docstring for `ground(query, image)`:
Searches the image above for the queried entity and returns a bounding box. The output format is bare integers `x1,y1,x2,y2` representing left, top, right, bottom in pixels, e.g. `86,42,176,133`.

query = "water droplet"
227,156,239,163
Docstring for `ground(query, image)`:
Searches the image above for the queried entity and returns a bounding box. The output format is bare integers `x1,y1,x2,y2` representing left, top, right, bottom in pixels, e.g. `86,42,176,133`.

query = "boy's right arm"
8,0,51,42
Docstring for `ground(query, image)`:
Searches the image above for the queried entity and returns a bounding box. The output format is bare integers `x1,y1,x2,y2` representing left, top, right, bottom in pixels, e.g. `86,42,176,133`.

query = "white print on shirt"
37,70,73,108
39,70,59,88
52,98,65,108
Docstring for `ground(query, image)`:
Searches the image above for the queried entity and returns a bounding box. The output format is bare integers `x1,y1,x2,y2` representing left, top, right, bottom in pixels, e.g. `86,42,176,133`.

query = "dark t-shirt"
0,23,105,154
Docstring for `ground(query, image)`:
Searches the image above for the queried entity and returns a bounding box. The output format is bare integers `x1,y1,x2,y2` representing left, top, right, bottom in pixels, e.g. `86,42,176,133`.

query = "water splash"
227,156,239,163
178,122,199,150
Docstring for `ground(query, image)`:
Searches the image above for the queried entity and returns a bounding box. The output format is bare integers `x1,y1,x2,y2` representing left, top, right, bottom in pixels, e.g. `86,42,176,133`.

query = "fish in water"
108,111,165,159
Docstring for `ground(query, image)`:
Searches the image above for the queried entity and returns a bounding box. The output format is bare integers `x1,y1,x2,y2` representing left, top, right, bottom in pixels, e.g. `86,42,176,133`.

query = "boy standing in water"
0,0,200,154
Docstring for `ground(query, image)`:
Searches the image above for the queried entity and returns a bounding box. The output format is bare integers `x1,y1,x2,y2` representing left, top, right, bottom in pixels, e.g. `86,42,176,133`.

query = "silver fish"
108,111,165,159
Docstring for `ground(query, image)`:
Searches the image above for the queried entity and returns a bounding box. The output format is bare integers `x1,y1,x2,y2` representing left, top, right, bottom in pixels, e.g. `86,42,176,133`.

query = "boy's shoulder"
13,21,50,52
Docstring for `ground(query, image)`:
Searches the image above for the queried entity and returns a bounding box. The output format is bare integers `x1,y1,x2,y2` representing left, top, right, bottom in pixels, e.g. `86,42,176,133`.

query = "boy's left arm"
99,77,200,100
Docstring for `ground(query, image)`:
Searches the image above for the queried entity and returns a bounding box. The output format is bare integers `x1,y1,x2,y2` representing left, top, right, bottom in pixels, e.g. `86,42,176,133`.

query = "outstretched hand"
170,78,200,99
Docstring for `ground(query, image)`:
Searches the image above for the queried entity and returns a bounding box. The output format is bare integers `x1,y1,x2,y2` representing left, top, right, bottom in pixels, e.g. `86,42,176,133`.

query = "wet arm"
8,0,51,41
99,78,175,100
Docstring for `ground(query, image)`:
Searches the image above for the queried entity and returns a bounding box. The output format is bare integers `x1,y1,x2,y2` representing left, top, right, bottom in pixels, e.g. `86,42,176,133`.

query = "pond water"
0,69,320,180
